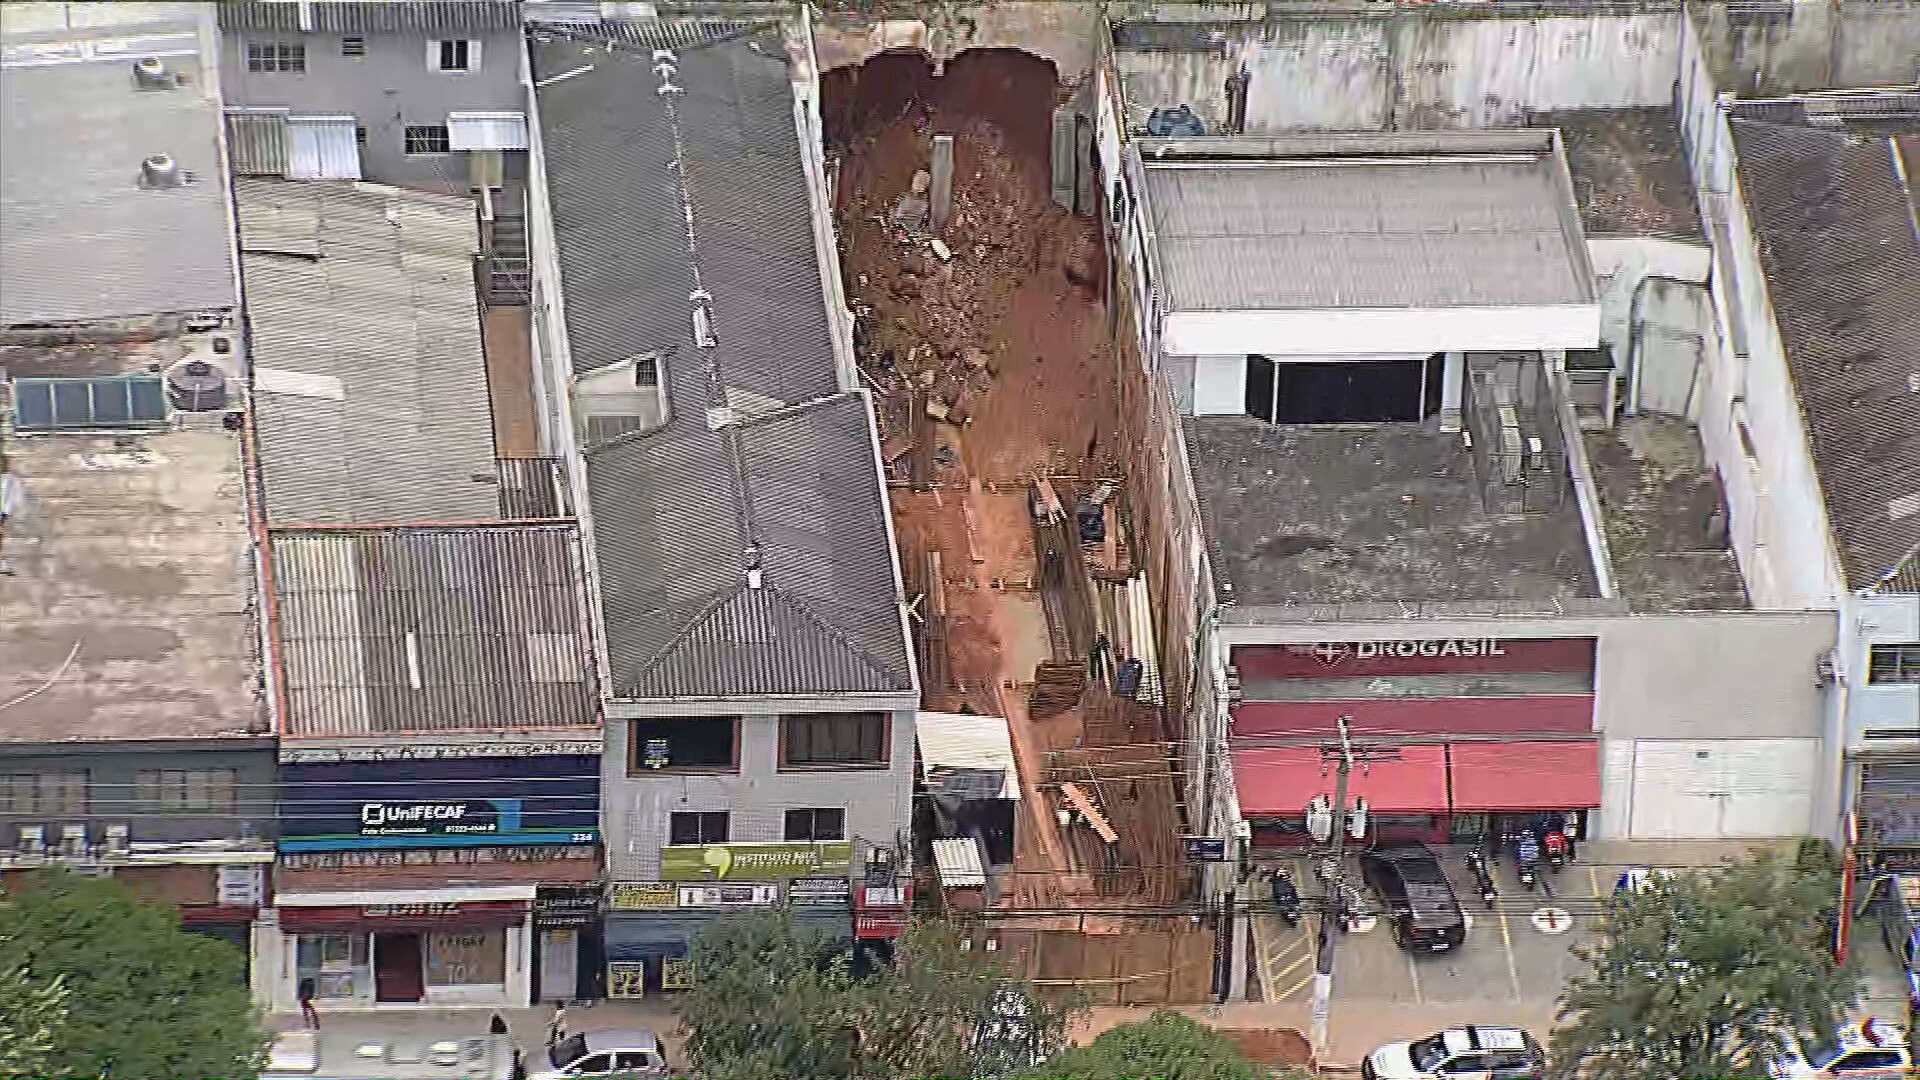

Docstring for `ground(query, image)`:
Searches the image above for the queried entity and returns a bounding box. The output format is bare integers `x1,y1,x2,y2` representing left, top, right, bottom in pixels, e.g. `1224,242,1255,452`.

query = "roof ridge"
624,581,744,686
758,583,904,687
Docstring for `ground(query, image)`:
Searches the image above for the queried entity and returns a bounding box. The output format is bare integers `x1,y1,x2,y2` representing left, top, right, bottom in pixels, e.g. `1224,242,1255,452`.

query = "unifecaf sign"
659,841,853,881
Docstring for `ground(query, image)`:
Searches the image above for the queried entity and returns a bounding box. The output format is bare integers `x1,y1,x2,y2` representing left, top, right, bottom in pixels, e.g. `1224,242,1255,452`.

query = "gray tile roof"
0,27,237,325
236,179,501,525
533,22,914,701
271,524,598,737
216,1,522,34
1139,137,1595,312
1729,109,1920,589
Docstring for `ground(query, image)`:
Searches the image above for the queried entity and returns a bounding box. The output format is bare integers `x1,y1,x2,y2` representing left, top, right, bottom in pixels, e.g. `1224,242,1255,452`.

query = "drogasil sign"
1310,639,1508,665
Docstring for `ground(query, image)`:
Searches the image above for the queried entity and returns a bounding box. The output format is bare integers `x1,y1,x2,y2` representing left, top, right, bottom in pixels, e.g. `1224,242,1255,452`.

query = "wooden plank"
1060,782,1119,845
924,551,947,617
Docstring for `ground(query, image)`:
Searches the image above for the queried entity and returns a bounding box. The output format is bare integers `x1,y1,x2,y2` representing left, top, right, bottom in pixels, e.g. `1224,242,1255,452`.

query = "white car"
1361,1025,1546,1080
1769,1017,1912,1078
522,1030,670,1080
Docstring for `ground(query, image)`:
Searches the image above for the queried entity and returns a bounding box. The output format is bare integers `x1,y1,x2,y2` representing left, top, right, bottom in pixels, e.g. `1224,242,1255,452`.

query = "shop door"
539,928,579,1003
374,933,424,1002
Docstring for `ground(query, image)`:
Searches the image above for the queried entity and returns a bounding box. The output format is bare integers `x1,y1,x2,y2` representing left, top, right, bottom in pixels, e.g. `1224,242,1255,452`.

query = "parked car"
1769,1017,1913,1078
262,1031,519,1080
1360,843,1467,952
1361,1025,1546,1080
523,1030,670,1080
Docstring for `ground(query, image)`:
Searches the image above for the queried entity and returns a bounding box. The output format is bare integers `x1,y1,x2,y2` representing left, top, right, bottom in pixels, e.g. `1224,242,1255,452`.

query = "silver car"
522,1030,670,1080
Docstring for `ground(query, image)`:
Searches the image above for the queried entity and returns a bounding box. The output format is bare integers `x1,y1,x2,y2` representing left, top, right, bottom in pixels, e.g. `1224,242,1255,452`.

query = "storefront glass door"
297,933,370,1003
374,933,424,1002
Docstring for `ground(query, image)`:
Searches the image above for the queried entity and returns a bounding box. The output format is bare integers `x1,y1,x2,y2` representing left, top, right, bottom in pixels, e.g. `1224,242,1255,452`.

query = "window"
431,38,477,72
1834,1050,1904,1071
630,717,738,773
0,773,86,815
424,931,505,986
781,712,888,768
135,769,237,813
355,126,367,146
634,355,660,388
246,42,306,73
614,1052,657,1071
784,808,845,842
340,35,365,57
669,811,729,846
571,1056,612,1076
404,125,451,155
1868,644,1920,684
295,933,368,1000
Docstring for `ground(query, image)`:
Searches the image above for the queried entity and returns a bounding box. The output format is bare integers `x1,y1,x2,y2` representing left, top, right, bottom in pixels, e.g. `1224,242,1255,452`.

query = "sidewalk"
1076,1000,1561,1068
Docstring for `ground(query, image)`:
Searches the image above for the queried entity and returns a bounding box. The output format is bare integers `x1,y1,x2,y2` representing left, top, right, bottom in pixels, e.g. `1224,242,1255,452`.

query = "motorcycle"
1465,849,1498,910
1270,870,1301,927
1542,830,1569,872
1514,832,1541,891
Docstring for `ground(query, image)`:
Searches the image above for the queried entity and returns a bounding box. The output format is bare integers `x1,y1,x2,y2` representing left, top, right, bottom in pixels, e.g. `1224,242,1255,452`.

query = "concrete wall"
219,25,524,195
600,712,915,881
0,742,278,848
1848,594,1920,742
1110,1,1920,137
813,1,1098,77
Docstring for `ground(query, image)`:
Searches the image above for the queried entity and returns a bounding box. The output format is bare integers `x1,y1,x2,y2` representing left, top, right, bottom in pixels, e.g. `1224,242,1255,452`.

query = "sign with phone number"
607,961,647,999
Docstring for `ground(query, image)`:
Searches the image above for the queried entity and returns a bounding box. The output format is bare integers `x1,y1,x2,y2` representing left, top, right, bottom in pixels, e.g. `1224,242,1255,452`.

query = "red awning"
1232,744,1449,817
1448,740,1601,811
278,900,530,934
1231,695,1595,737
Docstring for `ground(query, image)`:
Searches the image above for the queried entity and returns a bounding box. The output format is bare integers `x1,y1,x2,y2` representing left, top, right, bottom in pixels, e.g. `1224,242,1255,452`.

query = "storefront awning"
278,899,529,933
447,111,529,151
1448,739,1601,812
1233,744,1449,817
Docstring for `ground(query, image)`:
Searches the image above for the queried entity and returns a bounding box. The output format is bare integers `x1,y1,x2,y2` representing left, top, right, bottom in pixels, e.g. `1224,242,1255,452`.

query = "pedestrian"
298,978,320,1030
547,1003,569,1047
490,1013,509,1036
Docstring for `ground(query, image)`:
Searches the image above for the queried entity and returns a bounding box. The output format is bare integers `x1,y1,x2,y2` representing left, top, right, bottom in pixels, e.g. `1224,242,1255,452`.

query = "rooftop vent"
132,57,175,90
141,154,182,189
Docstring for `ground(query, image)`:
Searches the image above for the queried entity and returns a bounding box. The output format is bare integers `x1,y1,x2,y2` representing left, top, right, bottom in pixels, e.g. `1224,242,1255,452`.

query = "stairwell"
483,210,531,307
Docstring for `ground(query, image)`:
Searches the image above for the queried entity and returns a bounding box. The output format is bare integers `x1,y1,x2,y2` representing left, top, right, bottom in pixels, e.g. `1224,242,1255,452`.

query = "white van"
259,1030,520,1080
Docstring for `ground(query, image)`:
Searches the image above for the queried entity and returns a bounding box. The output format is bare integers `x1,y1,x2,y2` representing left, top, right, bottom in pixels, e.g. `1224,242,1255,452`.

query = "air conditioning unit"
1816,651,1840,687
103,823,131,856
16,825,45,855
60,824,88,859
1223,666,1243,707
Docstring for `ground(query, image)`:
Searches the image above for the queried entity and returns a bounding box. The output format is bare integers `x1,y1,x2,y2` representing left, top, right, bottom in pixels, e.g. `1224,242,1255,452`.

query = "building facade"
525,10,919,996
232,178,602,1013
0,4,275,967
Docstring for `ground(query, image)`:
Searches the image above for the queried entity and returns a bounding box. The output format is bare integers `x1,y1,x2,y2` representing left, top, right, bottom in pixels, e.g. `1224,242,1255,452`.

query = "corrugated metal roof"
931,837,988,888
227,108,291,177
0,35,236,324
237,179,501,525
1729,111,1920,589
533,23,914,701
271,525,599,737
217,1,522,34
916,711,1020,801
584,394,914,699
1140,153,1593,312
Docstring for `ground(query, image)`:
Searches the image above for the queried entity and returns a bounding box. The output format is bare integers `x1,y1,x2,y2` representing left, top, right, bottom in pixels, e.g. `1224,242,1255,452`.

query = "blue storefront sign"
279,755,600,852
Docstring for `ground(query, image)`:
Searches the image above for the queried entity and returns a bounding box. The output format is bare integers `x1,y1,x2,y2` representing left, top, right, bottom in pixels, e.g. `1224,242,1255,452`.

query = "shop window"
630,717,738,773
135,768,236,812
784,808,845,842
0,772,87,815
1867,644,1920,684
425,931,505,986
780,713,888,769
669,811,729,846
296,934,369,1000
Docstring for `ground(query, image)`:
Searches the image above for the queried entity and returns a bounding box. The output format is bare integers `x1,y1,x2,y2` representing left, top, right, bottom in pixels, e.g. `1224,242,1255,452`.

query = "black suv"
1360,843,1467,952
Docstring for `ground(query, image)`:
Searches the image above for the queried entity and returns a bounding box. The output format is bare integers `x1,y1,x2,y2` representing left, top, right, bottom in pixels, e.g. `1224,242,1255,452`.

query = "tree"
0,868,269,1080
1549,847,1858,1080
0,963,68,1078
679,911,1077,1080
1022,1010,1276,1080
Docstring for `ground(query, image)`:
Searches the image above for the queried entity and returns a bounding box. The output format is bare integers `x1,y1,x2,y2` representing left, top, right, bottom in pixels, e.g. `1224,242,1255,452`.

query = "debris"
929,238,953,261
910,168,931,195
925,398,951,422
964,347,993,373
890,193,929,232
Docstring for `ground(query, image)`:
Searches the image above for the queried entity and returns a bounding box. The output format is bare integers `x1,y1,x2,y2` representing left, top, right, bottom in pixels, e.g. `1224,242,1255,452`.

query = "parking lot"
1252,848,1668,1007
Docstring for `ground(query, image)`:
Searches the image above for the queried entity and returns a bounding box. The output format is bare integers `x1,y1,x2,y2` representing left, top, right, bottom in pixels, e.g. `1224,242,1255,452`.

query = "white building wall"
1190,354,1243,415
601,711,916,882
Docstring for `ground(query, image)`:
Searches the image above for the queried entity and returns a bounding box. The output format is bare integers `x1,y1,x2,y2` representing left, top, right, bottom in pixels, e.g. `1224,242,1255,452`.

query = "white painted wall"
1190,354,1243,415
1848,593,1920,741
1161,305,1600,358
1613,737,1820,839
601,712,916,882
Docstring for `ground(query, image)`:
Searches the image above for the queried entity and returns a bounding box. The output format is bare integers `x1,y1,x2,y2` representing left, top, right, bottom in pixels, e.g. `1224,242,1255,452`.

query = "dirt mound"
1220,1026,1314,1067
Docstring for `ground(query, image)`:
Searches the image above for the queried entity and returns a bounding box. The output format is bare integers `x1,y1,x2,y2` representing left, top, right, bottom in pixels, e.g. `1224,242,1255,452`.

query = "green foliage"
0,869,269,1080
679,912,1077,1080
0,963,68,1079
1549,848,1857,1080
1021,1010,1266,1080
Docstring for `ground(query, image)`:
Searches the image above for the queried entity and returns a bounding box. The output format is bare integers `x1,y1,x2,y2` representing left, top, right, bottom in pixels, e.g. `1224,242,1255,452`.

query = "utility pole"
1309,715,1399,1059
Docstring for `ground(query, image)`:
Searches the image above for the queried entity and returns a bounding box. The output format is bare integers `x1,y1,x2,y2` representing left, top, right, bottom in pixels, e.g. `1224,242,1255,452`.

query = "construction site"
823,48,1215,1005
